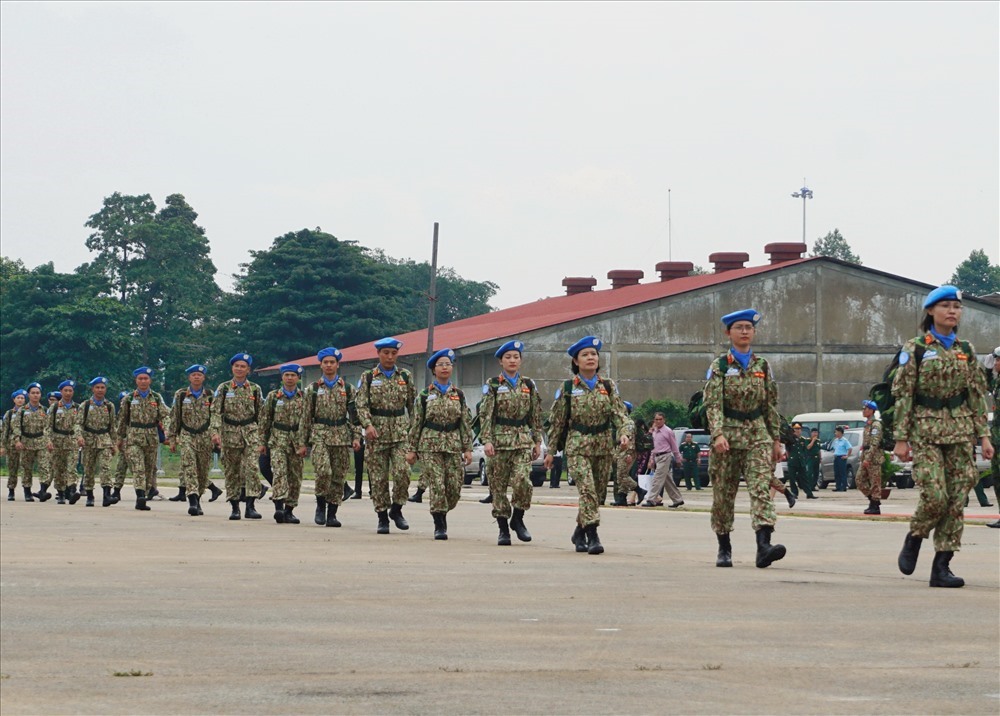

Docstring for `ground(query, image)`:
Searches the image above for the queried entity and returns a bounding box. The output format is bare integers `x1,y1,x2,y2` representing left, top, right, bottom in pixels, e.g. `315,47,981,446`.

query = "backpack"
310,379,358,426
688,356,730,429
475,376,536,438
553,377,615,452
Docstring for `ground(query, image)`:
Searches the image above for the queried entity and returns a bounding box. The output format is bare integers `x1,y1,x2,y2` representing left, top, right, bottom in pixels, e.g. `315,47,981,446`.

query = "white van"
790,410,867,443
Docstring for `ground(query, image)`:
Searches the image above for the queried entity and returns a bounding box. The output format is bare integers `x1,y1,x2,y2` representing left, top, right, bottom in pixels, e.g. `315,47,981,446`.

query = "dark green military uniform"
679,439,701,490
786,435,814,498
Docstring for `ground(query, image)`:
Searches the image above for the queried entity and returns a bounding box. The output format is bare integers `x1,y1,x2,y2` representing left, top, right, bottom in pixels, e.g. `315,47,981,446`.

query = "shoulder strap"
83,400,90,425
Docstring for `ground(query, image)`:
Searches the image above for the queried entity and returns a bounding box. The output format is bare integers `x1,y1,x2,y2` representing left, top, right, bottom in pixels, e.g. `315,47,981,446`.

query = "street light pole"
790,182,814,243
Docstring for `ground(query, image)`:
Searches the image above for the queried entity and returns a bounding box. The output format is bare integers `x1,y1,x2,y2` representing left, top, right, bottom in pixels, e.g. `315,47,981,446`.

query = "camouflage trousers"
82,447,114,489
367,442,410,512
312,444,351,505
709,444,776,534
856,457,882,503
568,453,613,528
910,441,978,552
178,438,213,497
127,441,159,492
49,448,76,491
19,448,49,488
221,445,261,501
113,451,128,488
488,448,533,519
422,451,463,514
270,446,304,508
6,450,21,489
614,449,638,495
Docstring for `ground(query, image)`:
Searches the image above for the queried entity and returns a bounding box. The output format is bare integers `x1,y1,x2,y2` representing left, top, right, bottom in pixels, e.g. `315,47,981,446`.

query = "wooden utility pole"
426,222,439,356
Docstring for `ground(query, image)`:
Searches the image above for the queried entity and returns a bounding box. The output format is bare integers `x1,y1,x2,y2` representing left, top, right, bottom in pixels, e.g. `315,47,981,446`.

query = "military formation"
1,285,997,590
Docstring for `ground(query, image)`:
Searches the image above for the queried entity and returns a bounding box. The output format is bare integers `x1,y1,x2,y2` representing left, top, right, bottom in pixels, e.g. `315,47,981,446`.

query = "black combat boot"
85,489,95,507
273,499,286,523
634,486,647,503
388,503,409,530
479,492,493,504
572,524,588,553
135,489,150,511
897,532,922,575
35,482,52,501
716,533,733,568
228,499,241,520
510,508,532,542
284,506,299,524
863,499,881,515
101,486,112,506
432,512,447,540
989,519,1000,528
326,502,341,528
314,496,327,525
168,486,186,502
207,482,223,502
497,517,512,546
78,478,85,494
929,551,964,588
343,483,354,501
258,483,268,499
586,525,604,555
110,486,121,504
7,488,14,501
244,498,262,519
377,510,390,534
613,492,628,506
408,487,425,503
147,487,159,500
785,489,796,508
187,493,201,516
755,526,786,568
23,486,35,502
55,489,66,505
67,485,81,505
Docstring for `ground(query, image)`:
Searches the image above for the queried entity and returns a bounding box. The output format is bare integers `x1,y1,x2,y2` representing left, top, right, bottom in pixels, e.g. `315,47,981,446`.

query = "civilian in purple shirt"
642,412,684,508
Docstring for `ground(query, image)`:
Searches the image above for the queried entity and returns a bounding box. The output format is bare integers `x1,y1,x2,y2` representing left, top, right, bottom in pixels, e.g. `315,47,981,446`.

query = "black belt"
83,425,111,435
22,430,43,439
495,415,530,427
53,426,74,436
570,420,610,435
914,390,968,410
724,406,764,421
180,421,210,435
314,416,348,427
130,421,158,429
424,419,461,432
223,416,256,427
272,422,299,432
371,407,405,418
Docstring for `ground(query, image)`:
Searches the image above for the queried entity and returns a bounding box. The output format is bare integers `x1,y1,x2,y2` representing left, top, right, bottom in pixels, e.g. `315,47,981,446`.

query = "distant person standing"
856,400,884,514
784,423,815,500
641,413,683,507
679,432,702,491
806,428,821,493
830,427,852,492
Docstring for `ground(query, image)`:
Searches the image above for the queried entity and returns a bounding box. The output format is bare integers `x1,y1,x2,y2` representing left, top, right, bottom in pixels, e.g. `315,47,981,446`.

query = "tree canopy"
948,249,1000,297
810,229,861,264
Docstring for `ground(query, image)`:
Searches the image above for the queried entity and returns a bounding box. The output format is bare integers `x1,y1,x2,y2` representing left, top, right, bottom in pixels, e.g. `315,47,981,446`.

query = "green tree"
810,229,861,264
84,192,156,301
633,398,688,428
948,249,1000,296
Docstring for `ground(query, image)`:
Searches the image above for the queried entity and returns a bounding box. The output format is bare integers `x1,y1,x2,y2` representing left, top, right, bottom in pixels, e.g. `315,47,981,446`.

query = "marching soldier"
46,380,81,505
108,390,131,505
612,401,642,505
856,400,884,515
356,337,416,534
301,347,361,528
544,336,632,555
478,340,542,545
3,389,27,501
406,349,473,540
167,365,222,517
76,377,118,507
118,367,169,511
14,384,50,501
211,353,265,521
260,364,308,524
705,309,785,569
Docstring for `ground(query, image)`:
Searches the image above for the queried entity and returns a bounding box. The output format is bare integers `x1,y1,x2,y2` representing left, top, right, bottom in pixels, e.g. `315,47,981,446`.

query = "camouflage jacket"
786,435,809,464
546,375,632,457
167,388,214,447
860,418,882,464
704,351,780,449
45,401,80,449
2,407,19,449
11,405,47,450
118,391,169,446
355,366,415,445
891,334,989,444
259,388,306,451
478,374,543,450
407,384,473,454
990,371,999,443
76,398,118,448
301,378,361,447
210,380,262,449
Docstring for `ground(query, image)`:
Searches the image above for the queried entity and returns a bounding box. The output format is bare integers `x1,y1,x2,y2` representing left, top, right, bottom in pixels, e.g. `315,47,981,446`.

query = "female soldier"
544,336,632,554
406,349,473,540
894,286,994,588
705,310,785,569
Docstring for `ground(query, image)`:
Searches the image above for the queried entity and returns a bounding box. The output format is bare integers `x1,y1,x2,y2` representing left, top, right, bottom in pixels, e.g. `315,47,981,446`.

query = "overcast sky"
2,1,997,310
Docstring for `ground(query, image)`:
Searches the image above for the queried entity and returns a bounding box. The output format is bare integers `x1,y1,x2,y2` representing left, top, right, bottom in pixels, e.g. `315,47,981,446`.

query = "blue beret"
48,392,60,400
427,348,456,370
317,347,343,362
229,353,252,366
624,401,633,413
185,364,207,375
923,285,962,309
495,340,524,359
57,380,75,390
133,366,154,377
721,309,760,328
88,377,108,386
27,382,42,392
11,389,27,400
280,363,303,375
374,337,403,351
118,391,130,401
862,399,878,411
567,336,602,358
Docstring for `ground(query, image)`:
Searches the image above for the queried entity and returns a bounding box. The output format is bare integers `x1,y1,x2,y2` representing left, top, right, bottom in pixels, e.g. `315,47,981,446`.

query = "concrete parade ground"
1,482,998,715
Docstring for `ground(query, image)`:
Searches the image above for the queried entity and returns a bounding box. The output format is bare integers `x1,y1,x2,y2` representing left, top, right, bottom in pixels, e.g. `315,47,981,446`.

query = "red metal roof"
262,257,814,371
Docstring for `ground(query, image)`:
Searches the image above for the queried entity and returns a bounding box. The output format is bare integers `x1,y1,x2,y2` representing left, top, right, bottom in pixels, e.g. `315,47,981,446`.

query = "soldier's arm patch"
898,351,909,365
705,367,713,380
554,388,562,400
482,384,489,395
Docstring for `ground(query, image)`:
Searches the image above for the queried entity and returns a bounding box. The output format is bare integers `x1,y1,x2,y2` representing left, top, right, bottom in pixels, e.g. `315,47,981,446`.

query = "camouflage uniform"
45,401,80,494
77,398,117,489
118,390,169,492
356,366,416,513
479,374,542,519
260,388,306,509
785,435,814,498
614,441,638,496
301,378,361,506
408,384,473,514
3,407,22,491
988,372,999,506
892,334,989,552
112,450,129,489
167,387,214,497
680,440,702,490
210,380,264,501
856,417,884,504
705,352,781,535
546,376,632,528
13,405,49,490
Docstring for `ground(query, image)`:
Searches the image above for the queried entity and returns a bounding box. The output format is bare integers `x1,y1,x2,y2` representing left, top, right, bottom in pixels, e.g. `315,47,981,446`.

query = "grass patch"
634,664,664,671
702,663,722,671
112,670,153,677
946,661,979,669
